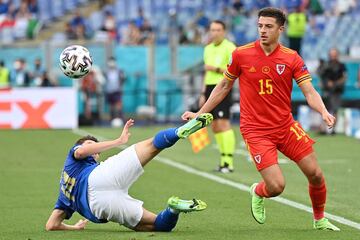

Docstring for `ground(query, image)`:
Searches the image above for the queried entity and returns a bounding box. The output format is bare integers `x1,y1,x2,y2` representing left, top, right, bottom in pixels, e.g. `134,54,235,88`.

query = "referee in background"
200,20,236,173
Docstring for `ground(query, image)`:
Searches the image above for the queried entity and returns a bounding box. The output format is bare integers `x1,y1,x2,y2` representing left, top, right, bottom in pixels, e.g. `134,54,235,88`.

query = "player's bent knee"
267,182,285,196
309,169,324,185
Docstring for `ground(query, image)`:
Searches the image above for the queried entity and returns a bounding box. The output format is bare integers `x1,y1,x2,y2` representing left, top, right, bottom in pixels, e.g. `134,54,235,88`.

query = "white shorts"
88,145,144,228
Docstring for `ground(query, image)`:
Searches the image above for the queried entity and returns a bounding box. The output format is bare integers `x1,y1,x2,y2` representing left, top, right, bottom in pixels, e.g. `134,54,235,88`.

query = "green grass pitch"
0,126,359,240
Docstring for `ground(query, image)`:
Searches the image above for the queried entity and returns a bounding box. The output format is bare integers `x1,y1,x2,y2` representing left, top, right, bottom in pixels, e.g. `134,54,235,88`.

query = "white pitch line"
72,129,360,230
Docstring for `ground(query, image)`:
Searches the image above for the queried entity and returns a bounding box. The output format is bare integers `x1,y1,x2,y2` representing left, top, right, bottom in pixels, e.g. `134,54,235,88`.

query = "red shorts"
243,121,315,171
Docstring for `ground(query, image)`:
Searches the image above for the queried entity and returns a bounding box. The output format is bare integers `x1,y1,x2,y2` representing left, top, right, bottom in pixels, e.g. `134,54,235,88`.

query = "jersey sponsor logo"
301,64,308,72
254,154,261,164
262,66,270,74
276,64,285,75
249,66,256,72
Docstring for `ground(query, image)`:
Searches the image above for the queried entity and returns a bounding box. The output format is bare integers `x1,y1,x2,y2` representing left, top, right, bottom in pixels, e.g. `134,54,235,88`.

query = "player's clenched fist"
181,111,197,121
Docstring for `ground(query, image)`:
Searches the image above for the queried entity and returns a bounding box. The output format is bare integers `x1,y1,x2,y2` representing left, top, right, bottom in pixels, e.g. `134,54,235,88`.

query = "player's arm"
204,64,225,74
299,81,336,128
45,209,88,231
182,78,234,120
74,119,134,159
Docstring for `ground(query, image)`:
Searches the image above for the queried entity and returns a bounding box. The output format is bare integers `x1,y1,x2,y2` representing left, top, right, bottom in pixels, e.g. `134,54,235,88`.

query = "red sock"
309,179,326,220
255,181,270,198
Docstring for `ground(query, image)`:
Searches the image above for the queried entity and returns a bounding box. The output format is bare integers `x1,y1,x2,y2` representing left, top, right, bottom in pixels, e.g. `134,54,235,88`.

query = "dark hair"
211,20,226,30
75,135,99,145
258,7,286,26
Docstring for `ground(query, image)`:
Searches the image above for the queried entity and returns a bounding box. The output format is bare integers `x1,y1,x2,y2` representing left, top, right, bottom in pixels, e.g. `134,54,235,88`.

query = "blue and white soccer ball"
59,45,93,79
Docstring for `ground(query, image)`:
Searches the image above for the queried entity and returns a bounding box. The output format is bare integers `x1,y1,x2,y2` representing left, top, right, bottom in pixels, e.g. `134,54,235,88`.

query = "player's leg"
245,135,283,224
134,197,207,232
297,153,340,231
280,121,339,231
206,86,235,173
135,113,213,167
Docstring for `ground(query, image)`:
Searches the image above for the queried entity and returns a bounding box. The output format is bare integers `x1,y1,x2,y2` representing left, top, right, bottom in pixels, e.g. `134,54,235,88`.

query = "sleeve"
70,145,82,158
54,198,75,220
224,49,241,81
292,53,312,86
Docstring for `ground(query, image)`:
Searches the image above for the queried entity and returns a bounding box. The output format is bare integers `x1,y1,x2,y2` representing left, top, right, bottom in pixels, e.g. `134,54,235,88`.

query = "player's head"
329,48,339,61
209,20,226,44
75,135,100,160
257,7,286,45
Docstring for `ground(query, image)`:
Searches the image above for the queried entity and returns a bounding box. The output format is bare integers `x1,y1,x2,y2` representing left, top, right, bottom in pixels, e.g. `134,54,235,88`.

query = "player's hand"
118,119,134,144
181,111,197,121
74,219,88,230
322,111,336,129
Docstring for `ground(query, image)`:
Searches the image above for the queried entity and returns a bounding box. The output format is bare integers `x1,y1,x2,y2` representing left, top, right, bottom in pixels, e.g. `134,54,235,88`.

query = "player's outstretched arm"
182,78,233,120
45,209,88,231
300,81,336,128
74,119,134,159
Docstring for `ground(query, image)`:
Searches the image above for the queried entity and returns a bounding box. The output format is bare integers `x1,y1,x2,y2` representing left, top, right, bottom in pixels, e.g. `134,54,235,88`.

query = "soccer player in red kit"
182,7,340,231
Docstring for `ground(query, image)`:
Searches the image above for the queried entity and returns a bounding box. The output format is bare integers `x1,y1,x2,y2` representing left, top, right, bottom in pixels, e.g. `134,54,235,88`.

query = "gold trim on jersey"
280,46,296,54
224,70,237,81
236,42,255,51
298,79,312,86
296,74,311,85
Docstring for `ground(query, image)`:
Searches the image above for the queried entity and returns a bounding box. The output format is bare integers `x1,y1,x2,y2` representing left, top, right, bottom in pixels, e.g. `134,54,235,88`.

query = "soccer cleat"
313,218,340,231
215,164,234,173
250,183,266,224
167,196,207,213
176,113,213,139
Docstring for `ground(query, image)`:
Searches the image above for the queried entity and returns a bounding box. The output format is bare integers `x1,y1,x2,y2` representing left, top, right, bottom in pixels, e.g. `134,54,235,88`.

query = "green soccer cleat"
176,113,213,139
167,196,207,213
250,183,266,224
313,218,340,231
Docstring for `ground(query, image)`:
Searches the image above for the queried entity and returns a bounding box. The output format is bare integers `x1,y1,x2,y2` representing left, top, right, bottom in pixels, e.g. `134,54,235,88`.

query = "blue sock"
154,207,179,232
153,128,180,149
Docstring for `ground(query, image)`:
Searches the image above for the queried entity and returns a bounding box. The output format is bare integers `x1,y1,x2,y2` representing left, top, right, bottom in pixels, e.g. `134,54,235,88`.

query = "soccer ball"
59,45,92,79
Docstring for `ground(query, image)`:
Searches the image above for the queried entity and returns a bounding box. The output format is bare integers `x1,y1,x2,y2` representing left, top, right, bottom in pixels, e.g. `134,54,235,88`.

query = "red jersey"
224,40,312,135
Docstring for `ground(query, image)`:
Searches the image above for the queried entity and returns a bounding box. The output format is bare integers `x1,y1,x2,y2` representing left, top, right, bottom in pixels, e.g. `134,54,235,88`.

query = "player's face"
209,22,226,44
257,17,284,46
82,140,100,160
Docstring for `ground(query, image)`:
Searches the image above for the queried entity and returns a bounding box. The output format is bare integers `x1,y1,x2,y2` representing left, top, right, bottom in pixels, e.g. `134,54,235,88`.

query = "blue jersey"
54,145,107,223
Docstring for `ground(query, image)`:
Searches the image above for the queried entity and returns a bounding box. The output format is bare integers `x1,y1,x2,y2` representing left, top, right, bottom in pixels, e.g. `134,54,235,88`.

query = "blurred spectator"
139,19,155,45
0,60,10,88
13,1,31,39
101,10,116,40
10,59,31,87
122,20,141,45
27,0,38,16
286,7,307,54
178,25,190,44
39,71,55,87
104,57,125,121
65,22,76,40
0,0,9,17
195,11,210,30
31,58,44,86
304,0,324,15
134,7,145,28
186,22,202,44
318,48,347,134
232,0,244,13
69,10,92,39
335,0,356,16
80,65,105,123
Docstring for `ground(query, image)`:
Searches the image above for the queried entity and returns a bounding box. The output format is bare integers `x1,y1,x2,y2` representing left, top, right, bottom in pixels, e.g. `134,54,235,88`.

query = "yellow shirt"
204,39,236,85
0,67,9,87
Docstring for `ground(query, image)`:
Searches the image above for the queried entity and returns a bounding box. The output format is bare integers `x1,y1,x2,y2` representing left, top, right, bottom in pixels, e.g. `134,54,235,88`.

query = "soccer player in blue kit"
46,114,213,232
